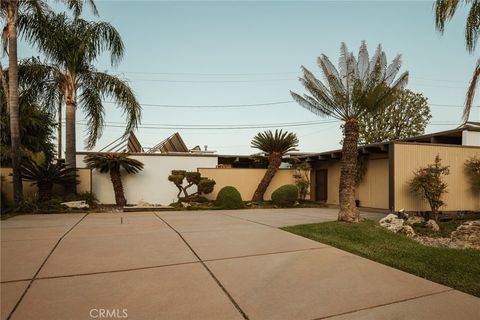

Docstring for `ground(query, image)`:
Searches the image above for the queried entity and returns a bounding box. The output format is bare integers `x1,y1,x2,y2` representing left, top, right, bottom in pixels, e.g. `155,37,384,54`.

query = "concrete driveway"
1,208,479,320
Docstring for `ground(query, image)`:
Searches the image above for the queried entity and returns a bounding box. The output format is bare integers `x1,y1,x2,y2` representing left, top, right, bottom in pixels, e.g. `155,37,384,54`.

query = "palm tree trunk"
109,168,126,206
7,2,23,203
57,99,62,160
338,119,360,222
38,181,53,202
252,152,282,202
64,79,77,193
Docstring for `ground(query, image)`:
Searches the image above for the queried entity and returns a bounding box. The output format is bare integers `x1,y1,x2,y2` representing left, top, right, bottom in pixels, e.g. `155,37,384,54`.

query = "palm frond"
251,129,299,155
465,58,480,122
84,153,144,175
79,71,141,149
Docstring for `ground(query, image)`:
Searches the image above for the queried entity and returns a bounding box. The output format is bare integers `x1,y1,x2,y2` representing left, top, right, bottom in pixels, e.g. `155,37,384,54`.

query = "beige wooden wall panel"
1,167,91,203
198,168,306,201
326,162,341,205
394,143,480,211
356,158,389,209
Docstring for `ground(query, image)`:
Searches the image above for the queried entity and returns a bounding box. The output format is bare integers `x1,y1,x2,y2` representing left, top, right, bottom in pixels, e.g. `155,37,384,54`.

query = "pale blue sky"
16,1,480,154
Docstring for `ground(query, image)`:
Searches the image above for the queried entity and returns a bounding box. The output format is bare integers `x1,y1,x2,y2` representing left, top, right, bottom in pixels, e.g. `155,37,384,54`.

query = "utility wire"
101,100,479,109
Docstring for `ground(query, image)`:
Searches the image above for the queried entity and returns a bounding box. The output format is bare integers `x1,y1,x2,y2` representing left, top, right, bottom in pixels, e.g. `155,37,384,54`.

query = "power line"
113,70,468,84
101,100,478,109
74,120,341,130
103,100,294,108
124,78,294,83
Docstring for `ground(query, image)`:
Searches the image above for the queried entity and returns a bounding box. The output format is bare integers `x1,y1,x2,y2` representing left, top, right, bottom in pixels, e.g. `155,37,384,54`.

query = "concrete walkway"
1,208,478,320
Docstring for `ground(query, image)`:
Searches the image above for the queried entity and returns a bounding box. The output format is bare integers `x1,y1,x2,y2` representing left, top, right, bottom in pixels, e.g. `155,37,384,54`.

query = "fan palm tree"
251,129,299,202
22,13,141,193
84,153,143,206
434,0,480,122
291,42,408,222
1,0,97,203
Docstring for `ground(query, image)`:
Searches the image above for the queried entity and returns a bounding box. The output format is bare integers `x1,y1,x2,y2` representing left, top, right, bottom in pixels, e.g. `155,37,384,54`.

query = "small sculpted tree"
409,155,450,221
168,170,216,201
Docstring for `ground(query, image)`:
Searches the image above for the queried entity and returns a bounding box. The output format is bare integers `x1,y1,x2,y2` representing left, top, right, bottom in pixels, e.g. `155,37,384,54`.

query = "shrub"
409,155,449,221
271,184,298,207
465,156,480,191
215,186,245,209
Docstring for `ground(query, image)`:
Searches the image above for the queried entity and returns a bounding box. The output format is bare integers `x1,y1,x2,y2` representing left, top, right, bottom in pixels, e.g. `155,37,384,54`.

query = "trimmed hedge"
215,186,245,209
271,184,298,207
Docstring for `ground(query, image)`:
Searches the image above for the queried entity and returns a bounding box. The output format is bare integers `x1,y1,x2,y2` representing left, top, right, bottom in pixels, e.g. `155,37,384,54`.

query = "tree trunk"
110,168,126,206
252,152,282,202
37,181,53,202
57,99,62,160
7,2,23,203
64,78,77,193
338,119,360,222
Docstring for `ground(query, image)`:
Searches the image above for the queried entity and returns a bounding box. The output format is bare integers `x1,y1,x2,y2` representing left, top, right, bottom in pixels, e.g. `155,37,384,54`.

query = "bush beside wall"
215,186,245,209
271,184,298,207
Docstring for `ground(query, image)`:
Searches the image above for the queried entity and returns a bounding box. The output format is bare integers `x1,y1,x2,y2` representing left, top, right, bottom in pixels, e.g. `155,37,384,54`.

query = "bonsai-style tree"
21,153,77,202
84,153,143,206
465,156,480,191
168,170,216,200
291,41,408,222
409,155,450,221
251,129,299,202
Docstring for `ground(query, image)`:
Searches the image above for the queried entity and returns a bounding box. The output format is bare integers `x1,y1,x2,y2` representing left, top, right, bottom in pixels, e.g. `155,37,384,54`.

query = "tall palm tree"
291,42,408,222
435,0,480,122
84,153,143,206
23,13,141,193
1,0,97,202
251,129,299,202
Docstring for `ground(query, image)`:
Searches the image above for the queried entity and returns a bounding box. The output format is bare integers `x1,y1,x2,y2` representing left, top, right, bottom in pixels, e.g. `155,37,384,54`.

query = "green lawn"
283,220,480,297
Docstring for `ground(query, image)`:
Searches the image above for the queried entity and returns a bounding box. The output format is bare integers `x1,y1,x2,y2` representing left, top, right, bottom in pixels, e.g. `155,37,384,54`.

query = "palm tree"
23,13,141,193
1,0,97,203
21,153,77,202
251,129,299,202
291,42,408,222
434,0,480,122
1,61,54,165
84,153,143,206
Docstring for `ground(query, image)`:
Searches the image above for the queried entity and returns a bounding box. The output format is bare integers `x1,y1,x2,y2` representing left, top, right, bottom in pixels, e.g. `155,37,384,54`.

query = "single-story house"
297,122,480,212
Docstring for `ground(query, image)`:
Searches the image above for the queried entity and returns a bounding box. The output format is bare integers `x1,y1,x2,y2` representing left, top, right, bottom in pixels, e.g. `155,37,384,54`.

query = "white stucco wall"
462,130,480,146
76,153,218,205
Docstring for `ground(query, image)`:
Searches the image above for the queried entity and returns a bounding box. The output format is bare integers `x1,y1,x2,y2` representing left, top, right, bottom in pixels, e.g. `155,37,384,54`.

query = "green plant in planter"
20,154,77,202
168,170,216,201
271,184,299,207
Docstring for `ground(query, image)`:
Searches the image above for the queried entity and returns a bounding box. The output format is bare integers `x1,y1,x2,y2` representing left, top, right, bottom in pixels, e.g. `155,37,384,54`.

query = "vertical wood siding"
394,143,480,211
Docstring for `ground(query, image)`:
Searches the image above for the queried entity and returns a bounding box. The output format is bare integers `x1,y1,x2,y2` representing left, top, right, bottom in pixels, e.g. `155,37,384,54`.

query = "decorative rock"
425,219,440,232
181,202,191,208
61,201,89,209
406,216,425,225
451,220,480,249
399,225,416,237
379,213,404,233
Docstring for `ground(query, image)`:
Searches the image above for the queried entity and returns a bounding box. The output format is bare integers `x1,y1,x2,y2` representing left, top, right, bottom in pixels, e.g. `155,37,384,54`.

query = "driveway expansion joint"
311,288,455,320
6,213,90,320
153,212,250,320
